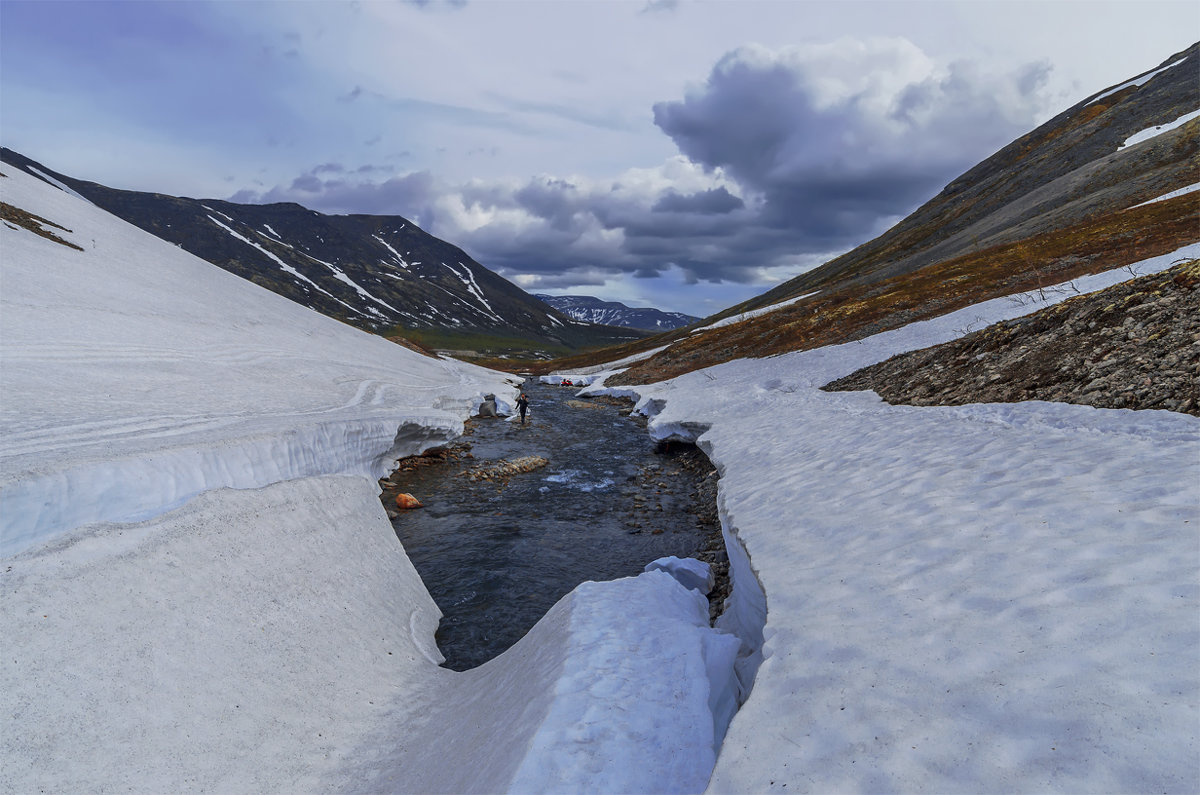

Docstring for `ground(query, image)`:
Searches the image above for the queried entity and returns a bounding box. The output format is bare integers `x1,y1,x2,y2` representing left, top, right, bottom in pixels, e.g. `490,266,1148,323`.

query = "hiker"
516,393,530,424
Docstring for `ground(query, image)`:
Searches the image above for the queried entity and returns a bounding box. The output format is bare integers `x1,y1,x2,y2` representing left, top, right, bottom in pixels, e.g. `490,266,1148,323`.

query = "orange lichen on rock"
394,492,424,509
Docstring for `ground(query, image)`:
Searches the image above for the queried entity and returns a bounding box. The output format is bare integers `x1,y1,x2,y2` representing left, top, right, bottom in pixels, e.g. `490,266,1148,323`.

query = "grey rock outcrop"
823,260,1200,416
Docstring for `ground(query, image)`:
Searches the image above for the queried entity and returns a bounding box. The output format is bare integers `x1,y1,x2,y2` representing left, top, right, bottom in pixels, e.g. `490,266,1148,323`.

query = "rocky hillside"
823,259,1200,416
0,148,645,356
534,295,699,331
601,42,1199,386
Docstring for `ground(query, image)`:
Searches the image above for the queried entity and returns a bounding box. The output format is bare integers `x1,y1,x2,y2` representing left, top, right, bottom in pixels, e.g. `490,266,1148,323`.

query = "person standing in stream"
516,393,530,424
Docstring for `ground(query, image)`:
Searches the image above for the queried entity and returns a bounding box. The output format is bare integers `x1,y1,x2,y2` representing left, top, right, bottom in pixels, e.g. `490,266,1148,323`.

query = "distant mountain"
533,295,699,331
0,148,646,355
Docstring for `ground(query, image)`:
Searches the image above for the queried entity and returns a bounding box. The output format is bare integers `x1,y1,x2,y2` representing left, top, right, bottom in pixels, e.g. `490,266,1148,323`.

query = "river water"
383,379,720,671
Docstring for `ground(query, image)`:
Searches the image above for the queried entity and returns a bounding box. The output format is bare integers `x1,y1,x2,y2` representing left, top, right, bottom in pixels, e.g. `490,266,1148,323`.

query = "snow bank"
541,344,673,390
590,245,1200,793
2,477,739,794
647,555,715,594
0,166,514,555
1,477,445,792
506,571,740,794
539,373,602,386
1,166,742,793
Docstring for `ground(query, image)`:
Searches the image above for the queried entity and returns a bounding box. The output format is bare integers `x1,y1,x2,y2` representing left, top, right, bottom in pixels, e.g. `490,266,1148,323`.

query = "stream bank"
379,379,727,671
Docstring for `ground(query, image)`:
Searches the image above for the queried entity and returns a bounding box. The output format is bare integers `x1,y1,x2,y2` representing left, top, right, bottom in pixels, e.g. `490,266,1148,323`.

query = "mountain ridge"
590,41,1199,385
534,294,699,331
0,148,648,357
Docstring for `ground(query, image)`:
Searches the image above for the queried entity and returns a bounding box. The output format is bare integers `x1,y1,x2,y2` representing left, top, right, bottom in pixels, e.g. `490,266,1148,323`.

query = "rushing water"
386,379,716,671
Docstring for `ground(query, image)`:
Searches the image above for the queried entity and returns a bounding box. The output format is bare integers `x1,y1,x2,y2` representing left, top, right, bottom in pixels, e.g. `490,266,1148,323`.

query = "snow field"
6,160,1197,793
1,166,744,793
585,244,1199,793
2,476,447,792
0,166,514,555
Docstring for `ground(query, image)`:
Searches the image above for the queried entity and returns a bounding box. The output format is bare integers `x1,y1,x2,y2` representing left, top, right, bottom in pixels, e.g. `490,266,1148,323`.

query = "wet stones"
380,383,733,641
379,442,473,513
565,399,606,411
461,456,550,482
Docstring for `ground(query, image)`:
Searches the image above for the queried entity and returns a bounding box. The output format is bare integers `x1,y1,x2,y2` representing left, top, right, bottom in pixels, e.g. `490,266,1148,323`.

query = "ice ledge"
0,414,461,558
1,472,750,794
577,380,771,746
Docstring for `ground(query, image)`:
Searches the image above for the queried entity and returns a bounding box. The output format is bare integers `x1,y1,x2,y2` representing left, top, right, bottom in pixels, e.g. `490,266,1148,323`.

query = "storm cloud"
652,187,744,214
232,168,438,222
233,39,1052,306
653,39,1051,244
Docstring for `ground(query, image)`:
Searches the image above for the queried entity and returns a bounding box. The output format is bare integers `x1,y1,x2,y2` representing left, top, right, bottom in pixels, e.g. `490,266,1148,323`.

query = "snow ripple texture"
581,244,1200,794
0,167,511,555
1,167,742,794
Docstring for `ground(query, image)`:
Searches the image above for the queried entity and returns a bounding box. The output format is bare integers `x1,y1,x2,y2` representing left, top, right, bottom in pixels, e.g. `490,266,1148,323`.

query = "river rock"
566,400,606,410
395,493,424,509
477,394,498,417
462,455,550,482
823,260,1200,416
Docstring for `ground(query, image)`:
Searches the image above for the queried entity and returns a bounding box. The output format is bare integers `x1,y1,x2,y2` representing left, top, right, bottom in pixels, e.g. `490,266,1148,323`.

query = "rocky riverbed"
824,259,1200,416
379,381,727,670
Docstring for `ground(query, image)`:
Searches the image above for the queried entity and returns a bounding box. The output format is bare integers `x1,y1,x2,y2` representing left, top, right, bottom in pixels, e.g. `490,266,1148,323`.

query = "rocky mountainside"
534,295,699,331
0,148,645,355
823,259,1200,416
598,42,1199,386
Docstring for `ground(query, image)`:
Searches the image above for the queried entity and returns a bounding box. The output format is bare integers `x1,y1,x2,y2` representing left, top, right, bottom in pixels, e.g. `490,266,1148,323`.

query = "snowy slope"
580,245,1200,793
5,163,1196,793
1,147,637,351
0,166,738,793
0,166,518,555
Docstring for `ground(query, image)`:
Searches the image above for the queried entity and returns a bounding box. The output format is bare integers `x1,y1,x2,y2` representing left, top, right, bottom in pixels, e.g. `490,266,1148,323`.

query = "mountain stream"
380,379,726,671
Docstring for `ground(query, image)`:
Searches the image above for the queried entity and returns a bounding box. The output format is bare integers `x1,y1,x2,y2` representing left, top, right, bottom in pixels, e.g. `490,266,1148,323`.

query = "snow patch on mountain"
1120,107,1200,149
690,291,820,334
1130,180,1200,208
206,214,363,316
1086,53,1191,105
536,294,699,330
373,233,411,268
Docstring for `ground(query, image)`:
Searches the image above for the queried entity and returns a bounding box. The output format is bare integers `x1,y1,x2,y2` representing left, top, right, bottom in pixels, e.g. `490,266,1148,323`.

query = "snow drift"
0,167,740,793
4,160,1196,793
582,245,1200,793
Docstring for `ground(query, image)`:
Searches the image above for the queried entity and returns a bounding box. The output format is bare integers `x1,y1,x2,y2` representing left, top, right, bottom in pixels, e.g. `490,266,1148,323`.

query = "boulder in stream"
477,394,499,417
395,493,424,510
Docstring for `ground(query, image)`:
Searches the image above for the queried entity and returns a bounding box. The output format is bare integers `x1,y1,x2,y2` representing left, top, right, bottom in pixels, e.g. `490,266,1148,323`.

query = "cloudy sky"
2,1,1195,316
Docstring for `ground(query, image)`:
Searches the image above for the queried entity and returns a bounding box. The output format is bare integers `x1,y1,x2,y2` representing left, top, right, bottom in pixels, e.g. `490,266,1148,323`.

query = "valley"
1,30,1197,795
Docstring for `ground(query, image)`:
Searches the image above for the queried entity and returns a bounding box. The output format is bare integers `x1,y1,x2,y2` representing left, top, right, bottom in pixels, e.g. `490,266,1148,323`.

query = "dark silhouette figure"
516,393,530,424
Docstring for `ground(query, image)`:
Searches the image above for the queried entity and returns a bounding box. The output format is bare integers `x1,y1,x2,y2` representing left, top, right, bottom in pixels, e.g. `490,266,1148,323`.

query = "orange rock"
395,493,423,509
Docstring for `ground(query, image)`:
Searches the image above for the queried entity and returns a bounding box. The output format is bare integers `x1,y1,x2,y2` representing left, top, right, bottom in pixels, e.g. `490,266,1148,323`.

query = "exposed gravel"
823,260,1200,416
